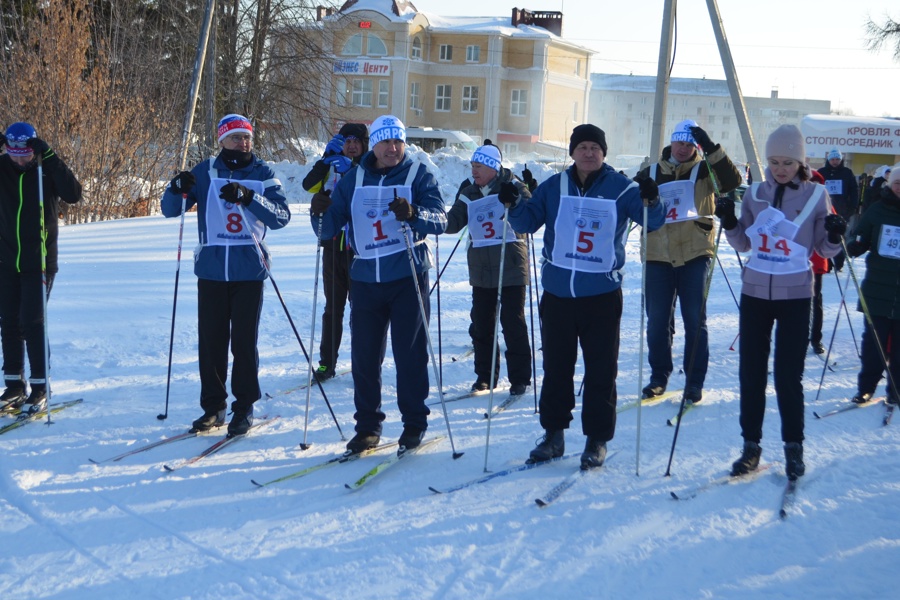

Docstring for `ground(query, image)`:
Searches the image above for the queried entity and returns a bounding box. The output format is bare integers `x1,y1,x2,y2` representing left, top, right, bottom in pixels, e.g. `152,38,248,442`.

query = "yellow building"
317,1,593,157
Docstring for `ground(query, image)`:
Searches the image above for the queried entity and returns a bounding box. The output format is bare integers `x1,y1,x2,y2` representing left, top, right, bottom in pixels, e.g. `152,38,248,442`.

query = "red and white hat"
217,114,253,143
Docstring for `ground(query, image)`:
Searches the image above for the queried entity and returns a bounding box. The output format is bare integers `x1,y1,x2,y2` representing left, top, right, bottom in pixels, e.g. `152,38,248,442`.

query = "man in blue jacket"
310,115,446,454
162,114,291,436
504,124,665,469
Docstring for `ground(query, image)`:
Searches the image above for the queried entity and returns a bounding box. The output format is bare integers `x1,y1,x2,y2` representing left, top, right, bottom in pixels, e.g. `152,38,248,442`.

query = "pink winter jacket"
724,168,842,301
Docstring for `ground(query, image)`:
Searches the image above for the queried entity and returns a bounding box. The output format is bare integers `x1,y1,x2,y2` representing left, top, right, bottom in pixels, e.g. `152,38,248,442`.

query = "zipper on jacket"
15,172,25,272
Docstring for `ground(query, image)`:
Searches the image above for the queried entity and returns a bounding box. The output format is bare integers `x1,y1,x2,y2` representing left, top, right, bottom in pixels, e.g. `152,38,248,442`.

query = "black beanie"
569,124,607,157
339,122,369,142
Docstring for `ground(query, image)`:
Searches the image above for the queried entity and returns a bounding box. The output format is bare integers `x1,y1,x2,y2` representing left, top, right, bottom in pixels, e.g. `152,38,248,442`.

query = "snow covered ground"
1,149,898,600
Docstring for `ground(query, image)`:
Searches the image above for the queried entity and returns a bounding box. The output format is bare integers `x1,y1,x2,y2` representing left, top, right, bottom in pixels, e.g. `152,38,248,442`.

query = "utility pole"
649,0,761,181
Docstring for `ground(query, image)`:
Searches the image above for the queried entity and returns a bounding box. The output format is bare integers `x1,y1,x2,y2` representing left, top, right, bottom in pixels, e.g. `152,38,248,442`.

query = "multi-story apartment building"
589,73,831,170
310,1,593,156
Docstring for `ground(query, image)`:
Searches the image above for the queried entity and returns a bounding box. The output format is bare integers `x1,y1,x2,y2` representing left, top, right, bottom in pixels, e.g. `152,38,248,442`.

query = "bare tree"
865,13,900,61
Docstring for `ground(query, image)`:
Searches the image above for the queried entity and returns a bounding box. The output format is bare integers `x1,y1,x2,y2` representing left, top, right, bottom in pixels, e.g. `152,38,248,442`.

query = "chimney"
771,87,778,99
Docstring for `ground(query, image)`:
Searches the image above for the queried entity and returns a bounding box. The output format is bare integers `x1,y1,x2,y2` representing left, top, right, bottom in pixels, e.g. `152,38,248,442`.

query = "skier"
633,119,741,403
504,124,665,469
717,125,844,481
818,148,858,272
310,115,446,454
302,122,369,381
161,114,291,436
0,123,82,413
846,164,900,406
444,143,532,396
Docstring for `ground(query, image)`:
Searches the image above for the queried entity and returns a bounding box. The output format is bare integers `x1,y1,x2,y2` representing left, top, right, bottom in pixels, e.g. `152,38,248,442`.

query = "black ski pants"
0,268,53,384
470,285,532,387
537,289,621,441
197,278,264,414
319,238,352,368
738,294,809,444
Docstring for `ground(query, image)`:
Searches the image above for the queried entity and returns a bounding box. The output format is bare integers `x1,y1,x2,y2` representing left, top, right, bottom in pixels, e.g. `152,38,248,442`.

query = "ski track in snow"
1,152,899,599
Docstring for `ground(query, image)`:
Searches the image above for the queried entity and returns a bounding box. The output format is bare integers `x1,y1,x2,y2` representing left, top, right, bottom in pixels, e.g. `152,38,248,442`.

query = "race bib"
550,194,617,273
877,224,900,260
825,180,843,196
745,207,809,275
349,185,414,260
467,194,519,248
205,178,266,246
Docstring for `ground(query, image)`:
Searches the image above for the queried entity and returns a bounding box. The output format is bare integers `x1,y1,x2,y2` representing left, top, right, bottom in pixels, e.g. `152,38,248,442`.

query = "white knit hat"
889,164,900,186
471,145,502,172
369,115,406,146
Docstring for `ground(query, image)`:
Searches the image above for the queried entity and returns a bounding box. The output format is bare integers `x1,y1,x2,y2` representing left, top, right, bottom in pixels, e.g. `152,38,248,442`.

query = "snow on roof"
337,0,418,22
591,73,731,96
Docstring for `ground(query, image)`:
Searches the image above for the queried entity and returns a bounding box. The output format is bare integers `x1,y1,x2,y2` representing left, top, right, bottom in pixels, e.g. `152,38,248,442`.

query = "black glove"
324,134,345,157
219,182,254,206
498,182,520,207
0,134,6,151
388,196,417,221
169,171,196,196
638,178,659,208
714,196,738,230
522,165,538,193
846,239,870,258
26,137,51,156
689,126,717,155
310,190,332,215
824,214,847,244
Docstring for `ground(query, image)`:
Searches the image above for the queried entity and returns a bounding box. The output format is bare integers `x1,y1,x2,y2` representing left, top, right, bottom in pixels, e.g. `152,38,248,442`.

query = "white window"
435,84,451,112
411,37,422,60
722,116,731,125
466,45,480,62
410,82,421,110
721,131,730,140
352,79,372,107
336,78,349,107
708,115,716,125
439,44,453,61
367,35,387,57
341,34,363,56
462,86,479,113
709,101,716,109
378,80,389,108
511,89,527,117
503,142,519,157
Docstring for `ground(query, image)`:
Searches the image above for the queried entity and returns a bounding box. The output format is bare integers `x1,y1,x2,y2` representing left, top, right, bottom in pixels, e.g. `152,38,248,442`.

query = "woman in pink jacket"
715,125,845,481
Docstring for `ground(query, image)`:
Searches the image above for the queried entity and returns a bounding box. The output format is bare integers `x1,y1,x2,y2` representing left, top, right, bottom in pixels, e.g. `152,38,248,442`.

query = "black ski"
534,451,618,507
670,463,774,500
163,416,279,472
813,396,882,419
429,453,579,494
483,390,527,419
779,479,798,519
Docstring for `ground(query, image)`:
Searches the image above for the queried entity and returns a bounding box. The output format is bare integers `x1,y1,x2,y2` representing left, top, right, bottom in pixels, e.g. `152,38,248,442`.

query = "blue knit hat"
5,122,37,156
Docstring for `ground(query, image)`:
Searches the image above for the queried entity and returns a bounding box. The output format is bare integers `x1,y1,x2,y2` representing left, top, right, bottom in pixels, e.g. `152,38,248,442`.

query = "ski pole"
36,153,53,424
833,268,860,358
159,192,188,421
815,270,851,400
241,204,345,440
636,202,648,476
840,237,899,401
434,234,444,393
429,226,467,296
526,234,539,413
483,205,511,472
300,215,326,450
716,253,741,310
397,211,463,459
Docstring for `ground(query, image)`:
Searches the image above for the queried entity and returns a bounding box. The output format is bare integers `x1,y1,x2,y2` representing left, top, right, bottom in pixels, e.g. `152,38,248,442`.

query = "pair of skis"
264,368,352,398
670,463,798,520
813,396,895,426
0,398,84,435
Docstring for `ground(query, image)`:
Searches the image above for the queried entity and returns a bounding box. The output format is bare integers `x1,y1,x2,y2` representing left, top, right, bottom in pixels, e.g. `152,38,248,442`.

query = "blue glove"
324,134,345,157
323,154,353,175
